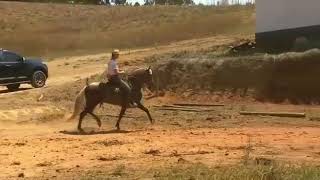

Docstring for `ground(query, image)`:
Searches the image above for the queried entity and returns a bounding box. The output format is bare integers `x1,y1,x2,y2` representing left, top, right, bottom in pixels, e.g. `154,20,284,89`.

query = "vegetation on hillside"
0,2,255,57
6,0,194,5
5,0,101,4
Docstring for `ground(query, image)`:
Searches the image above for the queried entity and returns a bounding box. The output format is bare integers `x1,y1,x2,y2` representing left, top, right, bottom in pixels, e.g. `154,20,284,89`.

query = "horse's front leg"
136,102,153,124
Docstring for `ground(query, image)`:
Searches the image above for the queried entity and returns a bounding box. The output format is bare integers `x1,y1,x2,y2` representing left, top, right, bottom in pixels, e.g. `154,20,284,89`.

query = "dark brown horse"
69,67,154,132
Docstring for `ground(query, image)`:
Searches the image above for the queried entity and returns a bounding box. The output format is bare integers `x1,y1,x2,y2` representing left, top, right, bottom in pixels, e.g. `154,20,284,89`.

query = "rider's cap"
112,49,120,55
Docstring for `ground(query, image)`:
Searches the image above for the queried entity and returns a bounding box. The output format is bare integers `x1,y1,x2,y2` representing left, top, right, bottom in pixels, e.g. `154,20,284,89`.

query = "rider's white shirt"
107,59,119,76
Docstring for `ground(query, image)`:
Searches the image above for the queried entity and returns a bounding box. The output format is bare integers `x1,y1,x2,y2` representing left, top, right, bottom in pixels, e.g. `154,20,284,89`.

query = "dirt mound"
152,49,320,103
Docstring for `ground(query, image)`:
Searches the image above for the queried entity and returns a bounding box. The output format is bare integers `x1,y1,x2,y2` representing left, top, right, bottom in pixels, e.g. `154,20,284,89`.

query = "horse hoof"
78,129,85,134
115,125,120,131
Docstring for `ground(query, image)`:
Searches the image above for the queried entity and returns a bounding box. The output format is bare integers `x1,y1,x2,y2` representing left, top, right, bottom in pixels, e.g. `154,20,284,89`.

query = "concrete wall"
257,0,320,33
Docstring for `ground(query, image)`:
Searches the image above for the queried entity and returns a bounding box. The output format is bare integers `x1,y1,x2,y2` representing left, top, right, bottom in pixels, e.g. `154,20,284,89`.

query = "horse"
69,67,155,132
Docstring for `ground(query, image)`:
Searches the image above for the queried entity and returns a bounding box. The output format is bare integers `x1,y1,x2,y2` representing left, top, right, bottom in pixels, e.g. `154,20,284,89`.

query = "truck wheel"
7,84,20,92
31,70,46,88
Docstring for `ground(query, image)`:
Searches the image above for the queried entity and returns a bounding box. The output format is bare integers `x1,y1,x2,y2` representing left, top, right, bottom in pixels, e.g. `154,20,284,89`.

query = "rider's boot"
129,102,137,108
127,94,137,108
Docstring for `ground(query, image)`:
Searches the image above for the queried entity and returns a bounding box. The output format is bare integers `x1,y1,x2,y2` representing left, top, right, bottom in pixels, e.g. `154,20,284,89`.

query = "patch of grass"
80,172,112,180
98,139,126,147
151,163,320,180
77,163,320,180
111,164,126,177
80,165,127,180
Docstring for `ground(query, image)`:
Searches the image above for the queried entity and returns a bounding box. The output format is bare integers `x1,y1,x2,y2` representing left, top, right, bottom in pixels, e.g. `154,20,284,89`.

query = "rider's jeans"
109,75,131,105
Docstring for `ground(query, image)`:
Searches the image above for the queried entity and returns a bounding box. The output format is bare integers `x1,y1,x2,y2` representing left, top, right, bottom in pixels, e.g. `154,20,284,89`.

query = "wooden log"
156,75,160,96
145,94,158,100
239,111,306,118
154,105,198,109
310,117,320,121
173,103,224,107
157,108,203,112
157,107,215,112
153,105,216,112
100,114,141,119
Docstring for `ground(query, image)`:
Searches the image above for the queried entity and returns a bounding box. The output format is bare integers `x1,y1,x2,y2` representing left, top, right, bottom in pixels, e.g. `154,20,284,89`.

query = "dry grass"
151,164,320,180
0,2,255,58
151,48,320,103
76,163,320,180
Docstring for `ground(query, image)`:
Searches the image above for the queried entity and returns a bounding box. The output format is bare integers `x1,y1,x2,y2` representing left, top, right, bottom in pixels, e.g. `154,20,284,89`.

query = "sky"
126,0,255,5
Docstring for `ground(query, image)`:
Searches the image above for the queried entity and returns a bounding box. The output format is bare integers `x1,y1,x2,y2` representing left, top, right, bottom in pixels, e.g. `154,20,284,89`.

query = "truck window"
4,52,22,62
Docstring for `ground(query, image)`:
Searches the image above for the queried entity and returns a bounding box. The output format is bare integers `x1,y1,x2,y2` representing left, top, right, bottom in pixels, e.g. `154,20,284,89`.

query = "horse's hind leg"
137,102,153,124
89,112,102,128
115,106,127,131
78,111,87,132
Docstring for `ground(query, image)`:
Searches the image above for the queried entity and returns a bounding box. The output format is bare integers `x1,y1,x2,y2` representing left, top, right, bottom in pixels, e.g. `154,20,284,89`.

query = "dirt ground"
1,36,320,179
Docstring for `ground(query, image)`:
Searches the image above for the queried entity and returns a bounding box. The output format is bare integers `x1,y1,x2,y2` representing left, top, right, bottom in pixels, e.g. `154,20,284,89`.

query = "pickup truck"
0,49,48,91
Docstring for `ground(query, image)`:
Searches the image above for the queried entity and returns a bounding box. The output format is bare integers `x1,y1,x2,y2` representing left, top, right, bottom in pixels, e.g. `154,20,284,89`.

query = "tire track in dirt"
0,106,63,123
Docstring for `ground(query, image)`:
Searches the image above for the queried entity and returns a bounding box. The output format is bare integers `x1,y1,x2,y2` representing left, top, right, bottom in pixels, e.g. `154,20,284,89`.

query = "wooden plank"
310,117,320,121
145,94,158,100
239,111,306,118
154,105,199,109
157,108,204,112
173,103,224,107
157,107,215,112
156,75,159,96
153,105,216,112
100,114,141,119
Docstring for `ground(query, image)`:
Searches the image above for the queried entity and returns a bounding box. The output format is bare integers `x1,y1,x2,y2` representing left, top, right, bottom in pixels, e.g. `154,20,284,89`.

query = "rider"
107,49,135,107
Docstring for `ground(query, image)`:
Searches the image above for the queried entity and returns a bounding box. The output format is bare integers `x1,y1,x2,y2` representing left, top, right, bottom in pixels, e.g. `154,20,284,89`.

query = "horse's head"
144,66,154,91
129,66,155,91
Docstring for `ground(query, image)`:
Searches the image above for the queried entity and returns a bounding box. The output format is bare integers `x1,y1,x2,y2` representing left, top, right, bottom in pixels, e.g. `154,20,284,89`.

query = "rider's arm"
116,69,125,74
113,62,125,75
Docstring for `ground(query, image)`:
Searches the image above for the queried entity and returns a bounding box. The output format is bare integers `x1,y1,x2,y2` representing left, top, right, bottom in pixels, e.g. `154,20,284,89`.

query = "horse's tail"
68,86,87,121
86,78,89,86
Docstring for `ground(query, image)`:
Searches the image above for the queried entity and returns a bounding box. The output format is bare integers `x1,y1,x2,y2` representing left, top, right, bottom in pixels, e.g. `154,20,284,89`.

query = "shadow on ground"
59,129,140,135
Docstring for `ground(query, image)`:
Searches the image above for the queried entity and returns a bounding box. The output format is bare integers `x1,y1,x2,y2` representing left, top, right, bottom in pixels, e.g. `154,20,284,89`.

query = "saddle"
98,80,133,95
98,80,137,108
99,81,119,93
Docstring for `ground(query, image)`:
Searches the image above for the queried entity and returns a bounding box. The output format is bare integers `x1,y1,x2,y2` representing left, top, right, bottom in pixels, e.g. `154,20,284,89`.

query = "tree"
144,0,154,5
154,0,193,5
99,0,110,4
154,0,166,5
168,0,182,5
114,0,126,4
134,2,140,6
183,0,194,5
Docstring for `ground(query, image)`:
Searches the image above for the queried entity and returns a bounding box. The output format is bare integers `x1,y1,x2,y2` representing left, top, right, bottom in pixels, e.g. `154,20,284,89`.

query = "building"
256,0,320,51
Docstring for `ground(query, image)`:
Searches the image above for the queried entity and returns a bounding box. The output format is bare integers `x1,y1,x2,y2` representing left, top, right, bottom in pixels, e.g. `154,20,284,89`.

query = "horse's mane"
128,68,146,77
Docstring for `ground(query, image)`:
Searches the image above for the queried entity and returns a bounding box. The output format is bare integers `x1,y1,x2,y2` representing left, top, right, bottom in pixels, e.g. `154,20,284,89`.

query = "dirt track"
1,35,320,179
